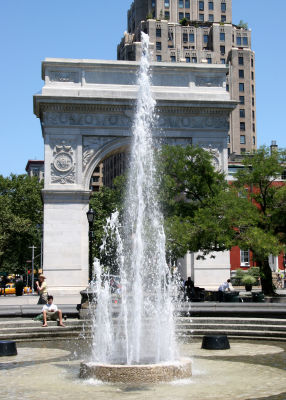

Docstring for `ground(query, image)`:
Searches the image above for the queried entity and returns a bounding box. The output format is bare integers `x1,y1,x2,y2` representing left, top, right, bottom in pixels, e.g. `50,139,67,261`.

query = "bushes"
233,268,260,286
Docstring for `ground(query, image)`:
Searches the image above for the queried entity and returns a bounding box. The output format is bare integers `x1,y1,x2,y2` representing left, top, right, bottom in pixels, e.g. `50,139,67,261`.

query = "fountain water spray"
81,33,191,381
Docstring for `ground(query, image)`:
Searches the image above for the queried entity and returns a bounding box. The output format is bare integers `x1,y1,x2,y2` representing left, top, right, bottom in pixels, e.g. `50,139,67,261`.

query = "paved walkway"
0,289,285,307
0,293,81,306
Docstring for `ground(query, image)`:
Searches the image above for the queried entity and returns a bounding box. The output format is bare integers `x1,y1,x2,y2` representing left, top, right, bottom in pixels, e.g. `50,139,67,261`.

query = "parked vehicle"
2,283,31,295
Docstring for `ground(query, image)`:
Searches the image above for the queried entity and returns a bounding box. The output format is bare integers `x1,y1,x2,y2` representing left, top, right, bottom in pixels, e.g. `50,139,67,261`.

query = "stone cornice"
35,100,236,119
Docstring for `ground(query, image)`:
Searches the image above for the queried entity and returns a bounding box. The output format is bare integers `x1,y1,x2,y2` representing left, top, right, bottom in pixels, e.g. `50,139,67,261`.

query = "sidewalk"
0,293,81,306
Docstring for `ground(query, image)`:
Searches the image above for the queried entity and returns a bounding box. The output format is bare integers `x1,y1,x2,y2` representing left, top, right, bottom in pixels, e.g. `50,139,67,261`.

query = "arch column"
42,189,90,294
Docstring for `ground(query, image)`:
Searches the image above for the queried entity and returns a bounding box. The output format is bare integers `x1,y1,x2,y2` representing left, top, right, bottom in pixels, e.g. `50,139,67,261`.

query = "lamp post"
86,208,95,282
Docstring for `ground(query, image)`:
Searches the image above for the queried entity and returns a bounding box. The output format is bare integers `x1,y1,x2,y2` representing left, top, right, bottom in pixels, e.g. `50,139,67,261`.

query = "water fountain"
80,33,192,383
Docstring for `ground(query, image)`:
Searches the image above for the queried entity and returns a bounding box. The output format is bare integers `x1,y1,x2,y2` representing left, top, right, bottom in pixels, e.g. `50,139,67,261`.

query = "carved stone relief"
82,136,118,170
43,111,228,130
51,141,75,184
43,112,130,128
49,71,79,83
195,76,223,87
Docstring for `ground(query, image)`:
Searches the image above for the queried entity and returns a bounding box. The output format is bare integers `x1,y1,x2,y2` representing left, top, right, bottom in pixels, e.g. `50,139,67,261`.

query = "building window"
207,57,212,64
199,13,204,21
239,96,245,104
171,55,176,62
221,2,226,12
221,58,226,64
252,85,254,94
239,83,245,92
152,0,156,7
241,148,246,154
239,69,244,78
281,170,286,180
240,250,250,266
186,56,190,63
165,0,170,7
179,0,184,8
192,56,197,63
243,37,248,45
251,71,254,80
156,41,161,50
240,122,246,131
220,45,225,54
252,123,255,132
208,1,214,10
253,136,256,145
240,109,245,118
156,55,162,61
165,11,170,19
251,58,254,67
240,135,246,144
185,12,190,19
183,33,188,42
236,37,241,46
226,84,229,91
156,28,161,37
227,135,230,144
238,56,244,65
199,1,204,11
179,12,184,19
185,0,190,7
252,110,255,119
189,33,195,42
208,14,214,22
220,32,225,41
204,34,208,43
252,97,255,106
221,15,226,22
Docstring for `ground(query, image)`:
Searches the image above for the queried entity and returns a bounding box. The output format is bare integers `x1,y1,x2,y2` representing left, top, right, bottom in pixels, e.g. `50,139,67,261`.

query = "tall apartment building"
117,0,256,155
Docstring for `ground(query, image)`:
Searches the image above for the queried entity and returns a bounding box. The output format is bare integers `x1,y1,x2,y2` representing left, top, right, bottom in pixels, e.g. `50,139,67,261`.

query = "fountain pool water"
80,32,189,382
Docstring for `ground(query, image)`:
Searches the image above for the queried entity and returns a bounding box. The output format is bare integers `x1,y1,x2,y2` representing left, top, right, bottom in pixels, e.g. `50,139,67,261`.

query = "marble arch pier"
34,59,236,293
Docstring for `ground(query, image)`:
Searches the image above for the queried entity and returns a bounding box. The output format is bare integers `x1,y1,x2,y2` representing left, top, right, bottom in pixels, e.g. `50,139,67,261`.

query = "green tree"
157,145,229,259
0,174,43,275
237,20,248,30
233,146,286,294
89,175,126,272
158,145,286,295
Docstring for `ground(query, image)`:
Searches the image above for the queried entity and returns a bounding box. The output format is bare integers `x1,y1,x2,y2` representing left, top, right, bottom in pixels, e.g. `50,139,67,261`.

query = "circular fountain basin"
80,358,192,383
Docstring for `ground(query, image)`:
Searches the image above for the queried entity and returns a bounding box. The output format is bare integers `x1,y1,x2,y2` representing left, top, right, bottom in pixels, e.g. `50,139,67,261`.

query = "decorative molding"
82,136,118,170
51,141,76,184
50,71,79,83
43,112,130,128
157,115,229,130
40,103,232,116
43,111,228,130
195,77,223,87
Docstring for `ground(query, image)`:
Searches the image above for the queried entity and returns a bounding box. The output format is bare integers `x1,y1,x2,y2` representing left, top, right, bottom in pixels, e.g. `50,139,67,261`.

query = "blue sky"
0,0,285,177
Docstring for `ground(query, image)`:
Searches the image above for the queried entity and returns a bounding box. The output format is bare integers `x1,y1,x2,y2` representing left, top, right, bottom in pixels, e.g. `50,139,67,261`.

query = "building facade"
25,160,44,181
117,0,256,155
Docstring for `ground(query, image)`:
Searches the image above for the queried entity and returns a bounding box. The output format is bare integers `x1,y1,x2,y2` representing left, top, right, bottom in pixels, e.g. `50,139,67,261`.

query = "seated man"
42,295,65,327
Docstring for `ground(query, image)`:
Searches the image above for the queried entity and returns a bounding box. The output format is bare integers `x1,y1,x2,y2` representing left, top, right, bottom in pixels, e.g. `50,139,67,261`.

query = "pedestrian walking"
36,274,48,304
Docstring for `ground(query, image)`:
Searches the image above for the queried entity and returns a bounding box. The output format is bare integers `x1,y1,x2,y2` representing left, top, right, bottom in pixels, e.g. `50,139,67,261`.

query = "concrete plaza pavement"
0,292,81,306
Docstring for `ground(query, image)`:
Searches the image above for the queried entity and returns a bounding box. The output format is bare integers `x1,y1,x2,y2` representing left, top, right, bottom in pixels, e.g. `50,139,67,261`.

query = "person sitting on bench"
42,295,65,327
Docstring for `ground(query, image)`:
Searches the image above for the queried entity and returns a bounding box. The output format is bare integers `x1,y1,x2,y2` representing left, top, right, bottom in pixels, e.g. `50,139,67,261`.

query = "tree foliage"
158,145,286,294
0,174,43,275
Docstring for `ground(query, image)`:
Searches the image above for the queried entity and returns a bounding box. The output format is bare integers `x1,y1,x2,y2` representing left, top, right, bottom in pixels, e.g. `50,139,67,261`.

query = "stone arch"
83,137,132,191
